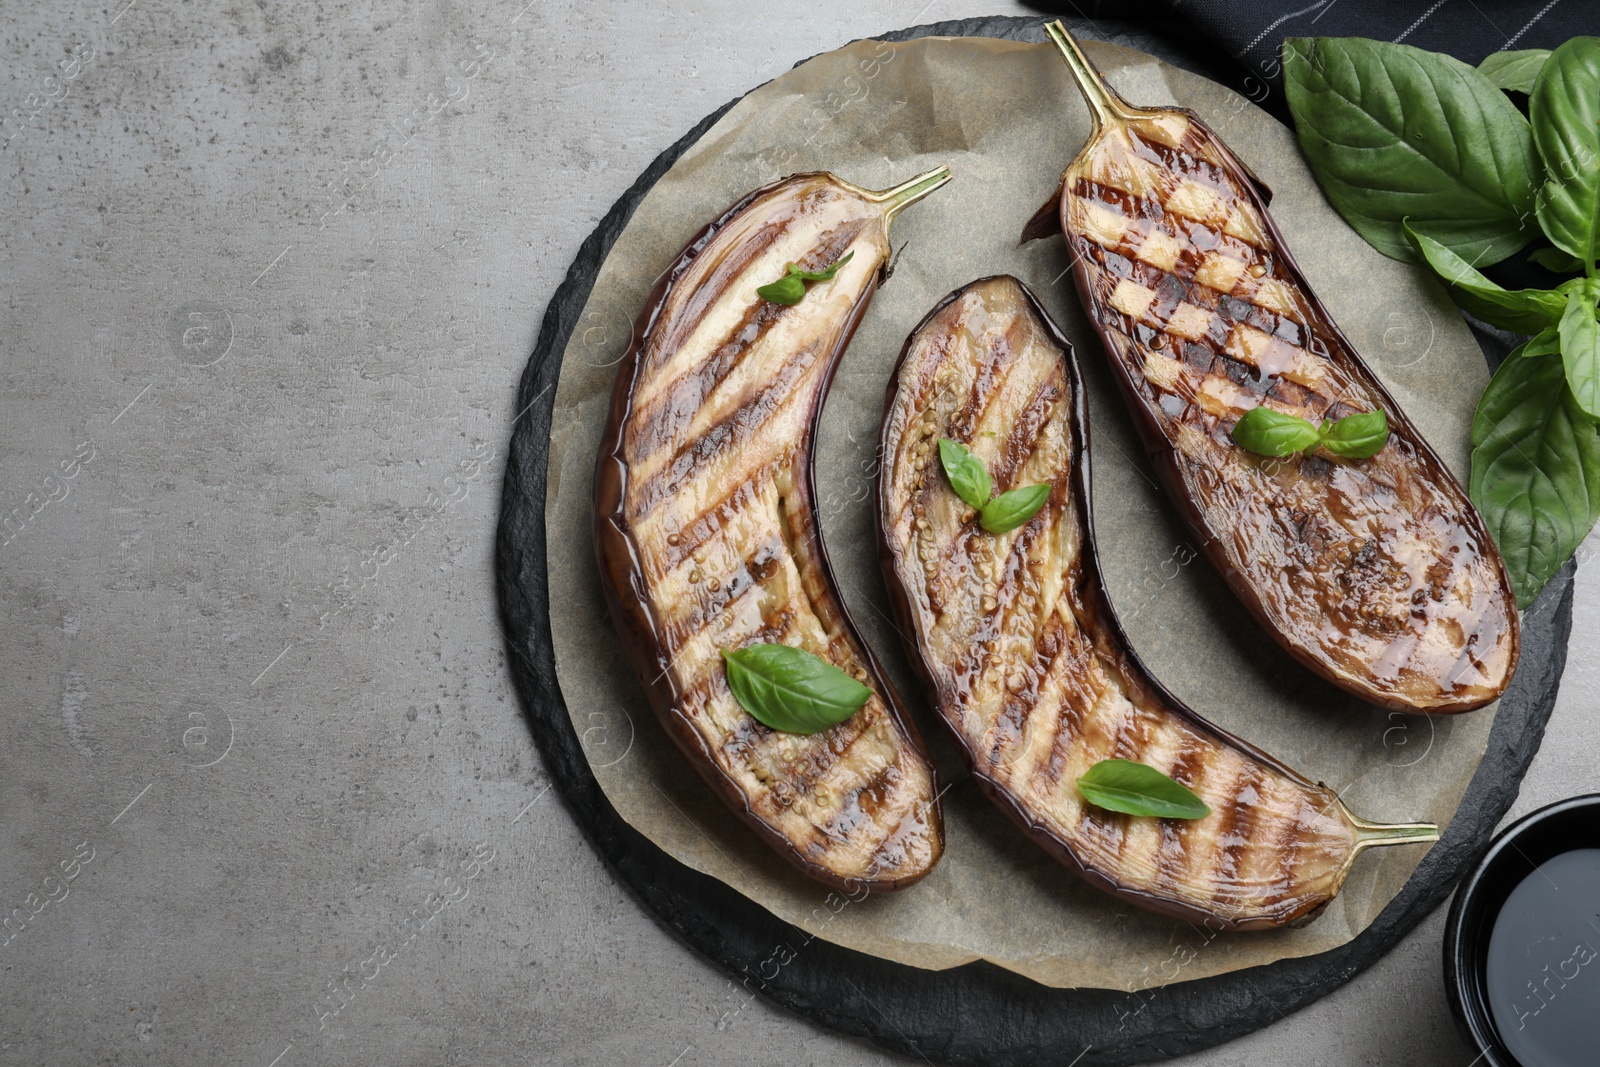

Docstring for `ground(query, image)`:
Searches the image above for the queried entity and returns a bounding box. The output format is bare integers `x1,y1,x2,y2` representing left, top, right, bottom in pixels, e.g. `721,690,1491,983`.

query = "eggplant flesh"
594,170,951,892
878,275,1437,929
1030,24,1519,714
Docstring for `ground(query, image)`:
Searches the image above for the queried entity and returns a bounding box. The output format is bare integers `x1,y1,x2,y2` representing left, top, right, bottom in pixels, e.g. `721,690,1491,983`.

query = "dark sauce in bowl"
1447,797,1600,1067
1485,849,1600,1066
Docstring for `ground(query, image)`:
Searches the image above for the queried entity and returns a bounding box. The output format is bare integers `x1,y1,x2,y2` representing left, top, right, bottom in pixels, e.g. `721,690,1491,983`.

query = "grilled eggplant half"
595,169,952,892
879,275,1438,929
1023,23,1519,714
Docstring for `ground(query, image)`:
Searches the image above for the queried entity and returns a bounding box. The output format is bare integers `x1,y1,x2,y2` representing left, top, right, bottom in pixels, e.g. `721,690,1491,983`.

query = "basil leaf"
1522,325,1562,358
1530,37,1600,268
1559,283,1600,420
937,437,992,510
1283,37,1539,266
1470,349,1600,606
720,644,872,735
756,251,856,306
1404,221,1568,332
793,249,853,282
1320,409,1389,458
756,271,806,305
1231,405,1321,456
980,483,1050,534
1529,246,1586,273
1076,759,1211,820
1479,48,1553,94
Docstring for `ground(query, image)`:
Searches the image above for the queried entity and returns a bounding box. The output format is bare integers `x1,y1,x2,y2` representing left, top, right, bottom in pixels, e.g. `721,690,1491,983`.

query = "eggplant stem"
860,166,954,228
1347,812,1440,853
1044,20,1137,132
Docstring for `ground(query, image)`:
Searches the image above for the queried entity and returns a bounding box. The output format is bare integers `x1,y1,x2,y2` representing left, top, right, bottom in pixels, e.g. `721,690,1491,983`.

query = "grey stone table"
1,1,1593,1063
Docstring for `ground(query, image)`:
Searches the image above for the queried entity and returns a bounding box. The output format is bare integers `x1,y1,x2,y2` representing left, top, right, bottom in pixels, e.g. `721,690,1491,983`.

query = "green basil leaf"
1559,283,1600,420
756,271,806,305
793,249,854,282
1231,405,1321,456
1529,246,1587,274
979,483,1050,534
1283,37,1540,266
1403,220,1568,331
1479,48,1553,94
938,437,992,510
1522,325,1562,358
1076,759,1211,820
720,644,872,735
1470,350,1600,606
1319,409,1389,458
1530,37,1600,267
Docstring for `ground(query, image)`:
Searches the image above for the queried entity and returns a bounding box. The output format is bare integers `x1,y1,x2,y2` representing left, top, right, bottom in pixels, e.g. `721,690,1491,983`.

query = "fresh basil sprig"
1076,759,1211,820
980,484,1052,534
1231,405,1389,460
1402,221,1568,333
1470,347,1600,606
937,438,991,510
1530,38,1600,269
756,250,855,306
720,643,871,735
1287,35,1600,606
937,437,1050,534
1479,48,1553,94
1530,247,1587,274
1282,37,1540,266
1559,282,1600,420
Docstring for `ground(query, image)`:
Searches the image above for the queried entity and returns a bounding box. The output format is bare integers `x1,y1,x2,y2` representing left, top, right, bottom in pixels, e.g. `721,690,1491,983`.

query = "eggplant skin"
593,173,944,894
1047,104,1518,714
879,275,1403,931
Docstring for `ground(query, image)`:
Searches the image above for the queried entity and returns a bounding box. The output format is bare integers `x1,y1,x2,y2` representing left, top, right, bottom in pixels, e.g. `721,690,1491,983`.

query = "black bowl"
1444,793,1600,1065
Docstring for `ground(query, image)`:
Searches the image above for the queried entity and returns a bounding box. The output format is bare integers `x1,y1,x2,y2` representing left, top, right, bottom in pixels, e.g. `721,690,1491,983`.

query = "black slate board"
494,16,1575,1064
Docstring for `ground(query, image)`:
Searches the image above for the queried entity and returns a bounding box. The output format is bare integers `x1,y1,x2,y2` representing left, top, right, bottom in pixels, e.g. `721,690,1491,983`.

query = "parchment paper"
543,35,1495,990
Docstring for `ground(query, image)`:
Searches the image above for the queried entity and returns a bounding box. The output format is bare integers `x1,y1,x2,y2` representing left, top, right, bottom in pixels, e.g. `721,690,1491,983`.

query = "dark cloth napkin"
1028,0,1600,123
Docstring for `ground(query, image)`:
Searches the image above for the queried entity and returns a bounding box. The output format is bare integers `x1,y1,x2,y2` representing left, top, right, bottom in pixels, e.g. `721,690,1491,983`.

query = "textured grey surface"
0,2,1593,1065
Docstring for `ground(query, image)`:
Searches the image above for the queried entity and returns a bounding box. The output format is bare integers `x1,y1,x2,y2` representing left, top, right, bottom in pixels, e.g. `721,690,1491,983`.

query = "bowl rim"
1443,791,1600,1065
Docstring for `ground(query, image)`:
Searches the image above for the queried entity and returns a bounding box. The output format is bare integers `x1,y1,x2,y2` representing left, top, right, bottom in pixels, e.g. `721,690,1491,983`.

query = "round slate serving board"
495,15,1575,1065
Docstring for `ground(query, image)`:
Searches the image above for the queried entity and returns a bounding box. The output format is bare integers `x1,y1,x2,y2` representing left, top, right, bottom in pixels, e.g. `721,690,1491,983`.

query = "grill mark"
1152,742,1212,893
988,608,1073,781
828,761,899,842
853,774,937,874
1274,795,1319,908
626,299,786,464
934,363,1071,635
656,531,787,647
1074,239,1359,430
1257,783,1306,905
965,316,1037,443
1039,577,1106,789
1211,763,1264,906
794,218,870,274
629,343,822,519
646,467,773,576
644,206,798,376
643,191,867,378
946,491,1056,691
1077,802,1129,864
1131,131,1239,199
676,606,799,704
1071,178,1253,288
991,367,1065,489
950,318,1027,442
